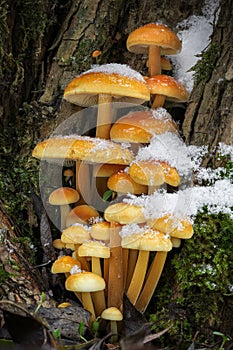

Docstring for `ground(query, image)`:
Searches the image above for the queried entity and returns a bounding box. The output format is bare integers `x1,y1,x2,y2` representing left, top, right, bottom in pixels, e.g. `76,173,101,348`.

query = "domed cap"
127,23,181,55
63,63,150,106
51,255,81,274
65,271,106,292
101,307,123,321
49,187,80,205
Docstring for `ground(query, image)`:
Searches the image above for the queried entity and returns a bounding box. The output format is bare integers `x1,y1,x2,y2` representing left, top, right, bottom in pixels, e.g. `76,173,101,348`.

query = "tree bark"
183,0,233,149
0,202,55,306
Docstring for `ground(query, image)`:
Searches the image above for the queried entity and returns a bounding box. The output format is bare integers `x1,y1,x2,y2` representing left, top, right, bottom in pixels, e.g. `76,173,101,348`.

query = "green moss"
189,43,221,86
147,211,233,348
0,103,40,237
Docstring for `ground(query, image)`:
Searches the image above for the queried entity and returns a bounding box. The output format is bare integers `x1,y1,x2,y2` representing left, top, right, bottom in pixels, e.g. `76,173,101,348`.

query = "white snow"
124,178,233,221
70,265,83,274
172,0,220,92
134,132,193,177
124,140,233,221
80,63,145,82
151,107,172,120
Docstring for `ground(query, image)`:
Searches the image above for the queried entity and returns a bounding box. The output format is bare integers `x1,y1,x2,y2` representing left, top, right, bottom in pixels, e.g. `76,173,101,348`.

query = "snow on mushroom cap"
119,223,149,237
134,132,193,177
151,107,172,120
80,63,145,82
124,179,233,221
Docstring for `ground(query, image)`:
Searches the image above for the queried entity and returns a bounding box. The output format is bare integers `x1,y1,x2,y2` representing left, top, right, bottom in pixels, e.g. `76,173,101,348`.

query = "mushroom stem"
107,222,123,309
104,258,109,290
151,94,166,109
91,257,106,316
135,251,167,313
60,204,71,231
76,161,91,204
126,250,150,305
148,46,161,76
96,94,113,139
65,273,82,303
122,248,129,289
82,292,96,324
110,320,118,344
73,248,90,271
125,249,138,290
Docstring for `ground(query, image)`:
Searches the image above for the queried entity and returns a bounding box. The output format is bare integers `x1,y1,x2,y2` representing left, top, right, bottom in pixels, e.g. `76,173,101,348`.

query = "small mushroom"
104,202,146,225
66,205,100,227
48,187,80,230
61,223,91,271
51,255,82,303
128,159,180,193
65,269,106,324
107,170,147,196
146,74,189,109
127,23,181,76
148,214,193,239
78,240,110,315
63,63,150,139
63,168,74,186
101,307,123,343
110,109,178,144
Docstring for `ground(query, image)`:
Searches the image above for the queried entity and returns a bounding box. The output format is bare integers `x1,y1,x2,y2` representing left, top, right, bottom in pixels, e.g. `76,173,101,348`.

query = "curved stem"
82,292,96,325
91,257,106,316
151,94,166,109
125,249,138,290
126,250,150,305
135,251,167,313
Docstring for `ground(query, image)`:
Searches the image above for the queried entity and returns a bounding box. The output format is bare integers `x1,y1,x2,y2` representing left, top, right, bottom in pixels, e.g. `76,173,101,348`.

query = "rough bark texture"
0,203,55,306
183,0,233,149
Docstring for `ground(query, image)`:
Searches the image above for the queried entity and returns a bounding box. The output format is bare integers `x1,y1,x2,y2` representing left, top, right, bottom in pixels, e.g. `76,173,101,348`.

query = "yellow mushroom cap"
90,221,111,241
66,205,100,227
128,160,165,186
32,136,134,165
49,187,80,205
120,225,172,251
146,75,189,103
52,238,66,250
58,302,72,308
63,169,74,177
110,109,178,144
107,170,147,194
101,307,123,321
78,240,110,258
139,230,172,251
149,214,193,239
104,202,146,225
65,271,106,292
127,23,181,55
51,255,81,274
61,224,91,244
63,63,150,107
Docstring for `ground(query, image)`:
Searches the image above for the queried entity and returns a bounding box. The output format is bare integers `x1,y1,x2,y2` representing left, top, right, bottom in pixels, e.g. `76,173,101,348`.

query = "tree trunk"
183,0,233,150
0,202,55,306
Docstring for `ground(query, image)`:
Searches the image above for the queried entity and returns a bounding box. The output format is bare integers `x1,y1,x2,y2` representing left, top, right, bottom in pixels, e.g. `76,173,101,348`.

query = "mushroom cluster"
32,22,193,340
